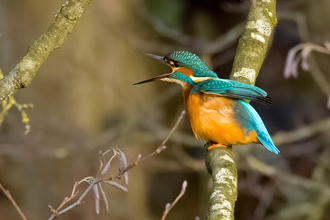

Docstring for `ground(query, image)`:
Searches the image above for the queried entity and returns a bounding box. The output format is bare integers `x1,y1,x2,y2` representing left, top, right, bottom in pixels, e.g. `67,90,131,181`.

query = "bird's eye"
171,61,180,67
165,58,180,67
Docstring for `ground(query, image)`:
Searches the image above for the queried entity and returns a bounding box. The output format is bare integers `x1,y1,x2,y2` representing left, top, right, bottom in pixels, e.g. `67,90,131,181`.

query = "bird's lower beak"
133,73,172,85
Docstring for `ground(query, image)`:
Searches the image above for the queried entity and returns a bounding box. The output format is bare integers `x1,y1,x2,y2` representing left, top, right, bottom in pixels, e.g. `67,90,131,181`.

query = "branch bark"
229,0,277,85
205,147,237,220
205,0,277,219
0,0,93,101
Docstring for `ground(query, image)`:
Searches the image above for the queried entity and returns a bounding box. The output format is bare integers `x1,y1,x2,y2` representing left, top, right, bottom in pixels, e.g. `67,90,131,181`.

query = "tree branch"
205,0,277,219
229,0,277,85
205,147,237,220
0,0,93,101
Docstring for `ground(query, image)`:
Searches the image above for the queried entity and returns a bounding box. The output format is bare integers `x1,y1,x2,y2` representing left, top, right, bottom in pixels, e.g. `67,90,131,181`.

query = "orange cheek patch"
174,67,194,77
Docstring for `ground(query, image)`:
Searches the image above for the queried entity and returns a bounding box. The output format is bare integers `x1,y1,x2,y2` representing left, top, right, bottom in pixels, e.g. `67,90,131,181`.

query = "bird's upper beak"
133,52,172,85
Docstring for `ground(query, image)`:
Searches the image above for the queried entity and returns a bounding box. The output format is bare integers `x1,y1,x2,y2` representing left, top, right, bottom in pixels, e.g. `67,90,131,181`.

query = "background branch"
0,0,93,101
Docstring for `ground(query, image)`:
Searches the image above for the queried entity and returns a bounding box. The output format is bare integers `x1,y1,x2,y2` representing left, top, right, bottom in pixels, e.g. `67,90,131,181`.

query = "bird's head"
133,51,217,86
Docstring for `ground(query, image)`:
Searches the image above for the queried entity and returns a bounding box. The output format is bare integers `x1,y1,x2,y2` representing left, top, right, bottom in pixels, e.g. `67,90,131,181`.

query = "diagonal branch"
0,183,28,220
0,0,94,101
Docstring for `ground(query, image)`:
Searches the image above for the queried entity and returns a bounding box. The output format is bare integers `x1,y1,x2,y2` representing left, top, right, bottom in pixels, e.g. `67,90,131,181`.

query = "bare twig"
141,110,186,163
161,180,188,220
48,178,102,220
50,181,79,214
105,110,185,181
47,110,185,219
0,183,28,220
160,110,186,148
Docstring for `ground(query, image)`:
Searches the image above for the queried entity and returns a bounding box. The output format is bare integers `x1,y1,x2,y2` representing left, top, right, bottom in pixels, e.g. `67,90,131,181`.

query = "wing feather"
196,78,272,105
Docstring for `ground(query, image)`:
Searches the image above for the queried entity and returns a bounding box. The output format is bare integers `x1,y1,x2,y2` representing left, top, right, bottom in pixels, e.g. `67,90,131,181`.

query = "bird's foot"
207,143,227,151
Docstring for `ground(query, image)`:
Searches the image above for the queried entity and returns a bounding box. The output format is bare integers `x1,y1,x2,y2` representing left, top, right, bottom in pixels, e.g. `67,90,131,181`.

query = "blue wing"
238,100,279,154
194,78,272,105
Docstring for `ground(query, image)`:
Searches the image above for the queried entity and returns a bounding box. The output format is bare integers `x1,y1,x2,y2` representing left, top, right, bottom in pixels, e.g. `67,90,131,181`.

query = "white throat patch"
190,76,214,82
160,78,185,86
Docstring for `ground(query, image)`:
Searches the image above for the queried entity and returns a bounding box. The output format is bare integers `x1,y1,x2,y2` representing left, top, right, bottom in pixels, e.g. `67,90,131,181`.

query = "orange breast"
186,93,259,146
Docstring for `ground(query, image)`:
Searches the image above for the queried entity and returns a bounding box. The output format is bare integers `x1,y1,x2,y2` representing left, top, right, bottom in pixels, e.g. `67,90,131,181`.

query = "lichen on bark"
205,147,237,220
229,0,277,85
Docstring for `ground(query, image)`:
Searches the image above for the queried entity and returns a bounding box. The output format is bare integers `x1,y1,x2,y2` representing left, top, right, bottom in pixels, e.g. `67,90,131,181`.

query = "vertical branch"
205,0,277,219
205,147,237,220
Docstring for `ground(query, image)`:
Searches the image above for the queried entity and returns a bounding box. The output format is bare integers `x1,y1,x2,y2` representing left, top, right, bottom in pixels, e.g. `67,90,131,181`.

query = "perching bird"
134,51,279,154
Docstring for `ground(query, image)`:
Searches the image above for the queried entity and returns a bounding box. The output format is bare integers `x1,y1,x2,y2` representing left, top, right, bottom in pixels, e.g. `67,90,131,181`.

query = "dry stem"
0,183,28,220
161,180,188,220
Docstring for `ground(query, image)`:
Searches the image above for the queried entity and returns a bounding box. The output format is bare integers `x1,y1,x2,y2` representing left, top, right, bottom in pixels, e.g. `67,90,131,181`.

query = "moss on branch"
205,0,277,219
0,0,93,101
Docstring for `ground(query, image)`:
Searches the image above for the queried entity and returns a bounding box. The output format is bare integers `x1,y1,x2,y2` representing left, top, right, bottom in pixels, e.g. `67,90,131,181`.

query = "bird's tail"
258,133,280,154
240,101,280,154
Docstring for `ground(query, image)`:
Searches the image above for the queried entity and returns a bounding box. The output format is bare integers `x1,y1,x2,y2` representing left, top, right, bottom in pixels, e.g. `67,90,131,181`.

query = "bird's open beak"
133,52,171,85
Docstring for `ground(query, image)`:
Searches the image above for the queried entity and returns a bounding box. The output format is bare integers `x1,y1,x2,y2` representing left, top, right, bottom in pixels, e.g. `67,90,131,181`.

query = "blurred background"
1,0,330,219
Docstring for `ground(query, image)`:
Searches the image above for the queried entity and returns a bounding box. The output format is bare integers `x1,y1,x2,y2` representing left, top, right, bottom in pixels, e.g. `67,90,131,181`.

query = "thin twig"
161,180,188,220
48,182,79,218
48,179,102,220
106,110,185,181
160,110,186,148
142,110,186,163
0,183,28,220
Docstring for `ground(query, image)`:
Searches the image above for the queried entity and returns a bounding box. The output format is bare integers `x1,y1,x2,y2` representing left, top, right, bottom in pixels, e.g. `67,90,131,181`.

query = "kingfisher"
134,51,279,154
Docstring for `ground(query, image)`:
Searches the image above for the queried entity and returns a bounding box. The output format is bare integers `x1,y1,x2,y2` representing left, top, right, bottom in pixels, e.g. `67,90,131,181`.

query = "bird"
133,51,279,154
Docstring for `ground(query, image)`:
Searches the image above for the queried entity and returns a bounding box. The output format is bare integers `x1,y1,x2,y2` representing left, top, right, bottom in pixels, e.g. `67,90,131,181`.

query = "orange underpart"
207,143,227,151
186,92,260,146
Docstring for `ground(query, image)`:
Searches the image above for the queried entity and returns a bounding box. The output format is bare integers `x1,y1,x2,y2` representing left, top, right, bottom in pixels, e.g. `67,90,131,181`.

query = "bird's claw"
207,143,227,151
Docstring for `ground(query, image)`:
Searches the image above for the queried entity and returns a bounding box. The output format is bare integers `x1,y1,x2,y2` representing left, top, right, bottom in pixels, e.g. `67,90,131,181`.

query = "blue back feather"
190,78,271,105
